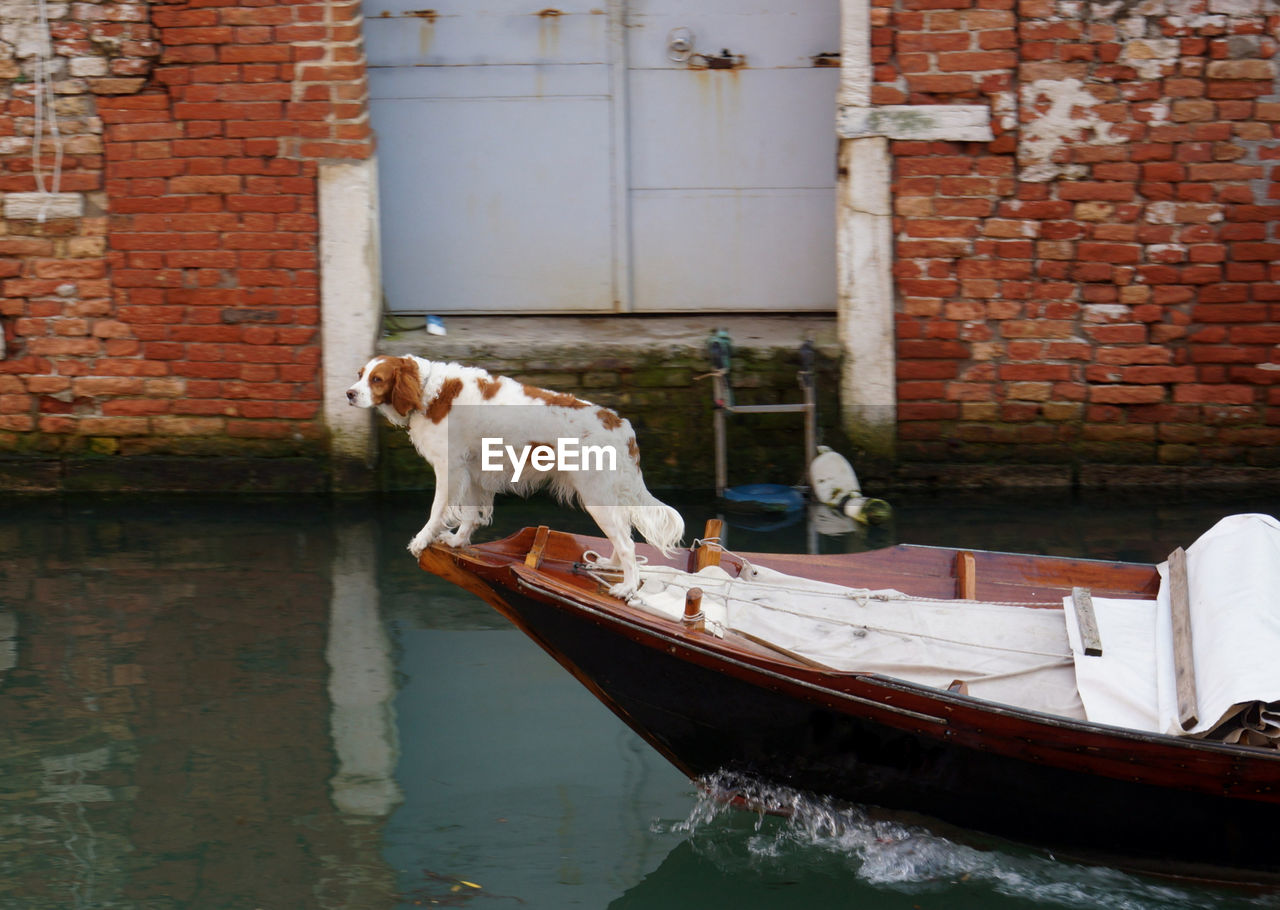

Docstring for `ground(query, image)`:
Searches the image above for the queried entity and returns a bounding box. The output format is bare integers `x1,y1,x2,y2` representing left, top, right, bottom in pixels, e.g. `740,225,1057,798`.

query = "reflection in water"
0,498,399,908
0,611,14,678
328,519,402,818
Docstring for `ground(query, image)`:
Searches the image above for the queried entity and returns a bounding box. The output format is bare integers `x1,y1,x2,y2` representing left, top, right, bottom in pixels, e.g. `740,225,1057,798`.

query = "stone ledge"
378,315,840,362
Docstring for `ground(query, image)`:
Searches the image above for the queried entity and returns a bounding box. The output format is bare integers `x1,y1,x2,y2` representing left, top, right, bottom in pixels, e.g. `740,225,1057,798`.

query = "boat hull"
503,578,1280,881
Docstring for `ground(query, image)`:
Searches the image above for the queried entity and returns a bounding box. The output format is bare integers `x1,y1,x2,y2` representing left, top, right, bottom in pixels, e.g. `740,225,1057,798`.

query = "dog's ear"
389,358,424,417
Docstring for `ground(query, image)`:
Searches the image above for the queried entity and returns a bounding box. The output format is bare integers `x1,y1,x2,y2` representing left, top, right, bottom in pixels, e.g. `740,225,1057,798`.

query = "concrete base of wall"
0,456,332,494
890,462,1280,494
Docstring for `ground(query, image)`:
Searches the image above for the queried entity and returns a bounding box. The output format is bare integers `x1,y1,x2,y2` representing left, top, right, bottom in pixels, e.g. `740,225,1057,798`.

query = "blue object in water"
719,484,806,514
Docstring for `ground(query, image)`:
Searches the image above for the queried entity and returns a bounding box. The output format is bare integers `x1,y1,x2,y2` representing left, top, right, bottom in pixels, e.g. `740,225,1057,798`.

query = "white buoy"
809,446,891,525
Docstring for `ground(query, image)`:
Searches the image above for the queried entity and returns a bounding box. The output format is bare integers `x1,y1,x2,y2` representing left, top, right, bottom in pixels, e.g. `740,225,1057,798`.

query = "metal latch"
667,28,746,70
667,27,694,63
697,49,744,69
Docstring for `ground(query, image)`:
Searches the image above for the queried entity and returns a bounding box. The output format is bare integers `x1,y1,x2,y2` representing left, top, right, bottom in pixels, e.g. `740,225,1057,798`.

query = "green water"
1,490,1279,909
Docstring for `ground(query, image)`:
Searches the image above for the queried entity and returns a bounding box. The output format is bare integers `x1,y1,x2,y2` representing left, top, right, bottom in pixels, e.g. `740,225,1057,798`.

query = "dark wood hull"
420,527,1280,882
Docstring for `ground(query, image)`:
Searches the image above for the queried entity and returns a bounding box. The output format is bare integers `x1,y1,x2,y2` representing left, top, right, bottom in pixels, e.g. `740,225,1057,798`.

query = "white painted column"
319,159,383,474
836,0,897,460
836,133,896,459
835,0,992,460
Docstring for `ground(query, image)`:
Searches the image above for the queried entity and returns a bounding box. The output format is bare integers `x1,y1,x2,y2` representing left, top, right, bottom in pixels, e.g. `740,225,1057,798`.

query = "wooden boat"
418,520,1280,882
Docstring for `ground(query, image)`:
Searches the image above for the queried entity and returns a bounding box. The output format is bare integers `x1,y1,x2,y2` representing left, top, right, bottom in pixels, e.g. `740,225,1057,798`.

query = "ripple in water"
655,772,1279,910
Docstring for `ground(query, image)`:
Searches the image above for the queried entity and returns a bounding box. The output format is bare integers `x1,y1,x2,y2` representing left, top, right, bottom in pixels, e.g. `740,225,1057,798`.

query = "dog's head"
346,355,424,417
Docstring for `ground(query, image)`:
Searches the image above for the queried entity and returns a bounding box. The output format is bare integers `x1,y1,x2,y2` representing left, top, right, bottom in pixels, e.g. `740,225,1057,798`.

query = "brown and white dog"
346,354,684,598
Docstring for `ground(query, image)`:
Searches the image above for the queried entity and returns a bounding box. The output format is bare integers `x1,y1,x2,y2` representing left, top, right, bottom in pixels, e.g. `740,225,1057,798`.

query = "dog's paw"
408,523,447,557
439,530,472,548
408,531,437,557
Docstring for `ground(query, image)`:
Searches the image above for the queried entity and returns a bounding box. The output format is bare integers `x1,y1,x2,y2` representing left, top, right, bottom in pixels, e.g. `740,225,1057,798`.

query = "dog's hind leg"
440,484,493,548
584,504,640,599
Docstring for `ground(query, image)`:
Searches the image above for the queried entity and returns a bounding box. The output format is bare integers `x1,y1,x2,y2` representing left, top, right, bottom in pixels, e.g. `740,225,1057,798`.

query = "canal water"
3,488,1280,909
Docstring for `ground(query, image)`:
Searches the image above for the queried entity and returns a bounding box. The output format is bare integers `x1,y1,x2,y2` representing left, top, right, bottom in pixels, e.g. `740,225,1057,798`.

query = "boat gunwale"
451,526,1164,605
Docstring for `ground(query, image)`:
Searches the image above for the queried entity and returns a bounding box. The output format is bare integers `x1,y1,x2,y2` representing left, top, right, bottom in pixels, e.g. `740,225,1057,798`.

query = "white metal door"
364,2,839,314
626,0,840,312
365,3,619,314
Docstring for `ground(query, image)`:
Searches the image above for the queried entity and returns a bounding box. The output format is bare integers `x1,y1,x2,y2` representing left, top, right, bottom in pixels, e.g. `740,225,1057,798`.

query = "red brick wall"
6,0,1279,479
876,0,1280,467
1,0,371,458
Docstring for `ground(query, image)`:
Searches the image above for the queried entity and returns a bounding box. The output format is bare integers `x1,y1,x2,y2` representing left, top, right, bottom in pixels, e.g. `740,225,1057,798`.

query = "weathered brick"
1089,385,1166,404
1085,324,1147,344
1057,183,1138,203
1078,242,1142,264
1205,59,1275,81
76,417,150,435
1173,385,1257,404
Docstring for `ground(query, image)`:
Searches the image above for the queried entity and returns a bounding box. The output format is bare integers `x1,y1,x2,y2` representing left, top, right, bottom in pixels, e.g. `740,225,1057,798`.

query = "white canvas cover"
634,562,1085,719
1066,513,1280,742
1062,594,1160,732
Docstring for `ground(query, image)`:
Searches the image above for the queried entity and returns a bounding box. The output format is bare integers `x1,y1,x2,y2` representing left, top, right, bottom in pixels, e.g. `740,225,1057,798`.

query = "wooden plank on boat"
956,550,976,600
524,525,551,568
1071,587,1103,657
696,518,724,571
1168,546,1199,731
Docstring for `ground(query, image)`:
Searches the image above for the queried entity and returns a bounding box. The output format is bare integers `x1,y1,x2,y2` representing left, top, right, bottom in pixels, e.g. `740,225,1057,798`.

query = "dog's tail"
628,491,685,556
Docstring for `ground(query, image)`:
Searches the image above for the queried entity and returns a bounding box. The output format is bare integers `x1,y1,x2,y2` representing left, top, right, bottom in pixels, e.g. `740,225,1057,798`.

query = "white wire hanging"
31,0,64,224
